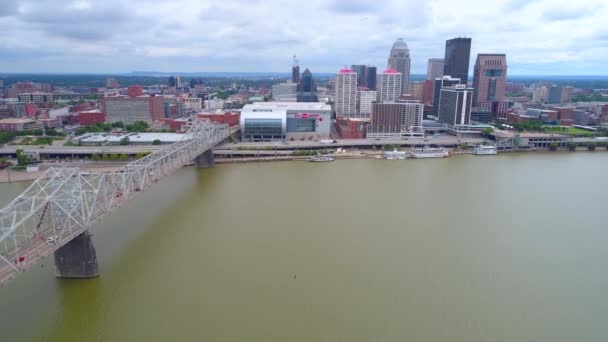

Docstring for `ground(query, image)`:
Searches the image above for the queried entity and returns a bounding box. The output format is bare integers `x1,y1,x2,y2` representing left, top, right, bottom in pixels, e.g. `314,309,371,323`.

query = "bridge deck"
0,118,230,285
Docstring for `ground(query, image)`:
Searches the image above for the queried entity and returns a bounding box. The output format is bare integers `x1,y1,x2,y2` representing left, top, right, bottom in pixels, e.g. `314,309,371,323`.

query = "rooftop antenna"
293,55,299,67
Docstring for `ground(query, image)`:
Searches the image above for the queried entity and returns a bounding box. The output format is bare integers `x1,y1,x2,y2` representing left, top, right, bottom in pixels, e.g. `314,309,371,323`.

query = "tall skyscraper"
366,66,377,90
533,86,549,103
443,38,472,85
351,65,367,87
335,68,358,116
473,54,507,104
376,69,402,103
298,68,318,102
473,54,508,120
292,55,300,84
548,85,563,104
168,76,176,87
387,38,411,94
432,76,461,117
175,76,183,88
438,85,474,131
561,86,574,103
426,58,444,80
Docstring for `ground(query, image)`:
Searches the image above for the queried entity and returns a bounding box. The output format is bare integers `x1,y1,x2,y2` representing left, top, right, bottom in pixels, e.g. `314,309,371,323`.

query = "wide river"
1,153,608,341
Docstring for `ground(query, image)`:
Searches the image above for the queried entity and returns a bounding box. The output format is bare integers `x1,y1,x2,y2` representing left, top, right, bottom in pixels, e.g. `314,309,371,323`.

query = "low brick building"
336,115,368,139
197,112,240,126
73,110,106,126
0,118,43,131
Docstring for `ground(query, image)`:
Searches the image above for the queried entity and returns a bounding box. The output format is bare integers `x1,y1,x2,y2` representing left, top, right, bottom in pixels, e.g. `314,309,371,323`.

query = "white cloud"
0,0,607,74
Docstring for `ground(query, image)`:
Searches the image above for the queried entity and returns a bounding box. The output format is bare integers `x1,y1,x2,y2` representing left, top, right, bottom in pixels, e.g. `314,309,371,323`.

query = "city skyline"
1,0,608,75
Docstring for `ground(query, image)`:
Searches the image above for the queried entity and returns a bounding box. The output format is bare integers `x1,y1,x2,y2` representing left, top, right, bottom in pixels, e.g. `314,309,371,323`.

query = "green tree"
458,142,469,150
587,142,597,151
567,142,577,151
119,137,130,145
482,127,494,136
126,121,149,132
15,149,30,166
548,142,558,151
119,153,128,161
135,153,145,160
110,154,119,161
152,139,162,145
92,153,101,161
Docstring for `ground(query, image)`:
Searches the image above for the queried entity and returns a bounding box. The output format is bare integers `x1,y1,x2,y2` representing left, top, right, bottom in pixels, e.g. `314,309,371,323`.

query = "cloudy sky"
1,0,607,75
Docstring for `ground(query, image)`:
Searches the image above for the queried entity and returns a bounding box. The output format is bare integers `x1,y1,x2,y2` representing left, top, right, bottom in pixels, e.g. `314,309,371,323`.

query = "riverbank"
215,146,608,164
0,161,128,183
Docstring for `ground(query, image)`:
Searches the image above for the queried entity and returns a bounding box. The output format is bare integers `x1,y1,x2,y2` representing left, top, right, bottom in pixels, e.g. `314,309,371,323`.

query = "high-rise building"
387,38,411,94
351,65,367,87
376,69,402,103
438,85,473,130
175,76,183,88
473,54,508,119
548,85,563,104
533,86,549,103
335,68,358,116
369,100,424,137
426,58,444,80
292,56,300,84
561,86,574,103
298,68,318,102
432,76,461,117
357,89,377,118
443,38,472,85
366,66,377,90
272,82,298,102
473,54,507,104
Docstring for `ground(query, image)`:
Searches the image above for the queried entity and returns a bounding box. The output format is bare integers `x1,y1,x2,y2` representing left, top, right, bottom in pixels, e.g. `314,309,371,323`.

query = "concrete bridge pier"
54,231,99,279
194,149,215,168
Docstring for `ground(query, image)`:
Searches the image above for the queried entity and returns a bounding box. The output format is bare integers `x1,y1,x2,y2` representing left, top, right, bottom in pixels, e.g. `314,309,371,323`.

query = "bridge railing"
0,118,229,285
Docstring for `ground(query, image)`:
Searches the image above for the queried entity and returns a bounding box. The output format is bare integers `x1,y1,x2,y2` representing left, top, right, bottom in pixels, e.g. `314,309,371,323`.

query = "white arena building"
240,102,332,141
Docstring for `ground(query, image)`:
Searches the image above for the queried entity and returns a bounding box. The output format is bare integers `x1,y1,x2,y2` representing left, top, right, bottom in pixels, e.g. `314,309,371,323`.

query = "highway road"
0,135,603,158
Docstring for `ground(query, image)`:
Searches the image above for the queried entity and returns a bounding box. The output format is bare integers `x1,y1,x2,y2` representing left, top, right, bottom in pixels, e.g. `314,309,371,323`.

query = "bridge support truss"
54,231,99,279
0,118,229,285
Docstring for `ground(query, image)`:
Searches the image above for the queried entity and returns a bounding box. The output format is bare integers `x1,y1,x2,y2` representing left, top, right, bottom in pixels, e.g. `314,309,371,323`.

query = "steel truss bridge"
0,118,229,285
